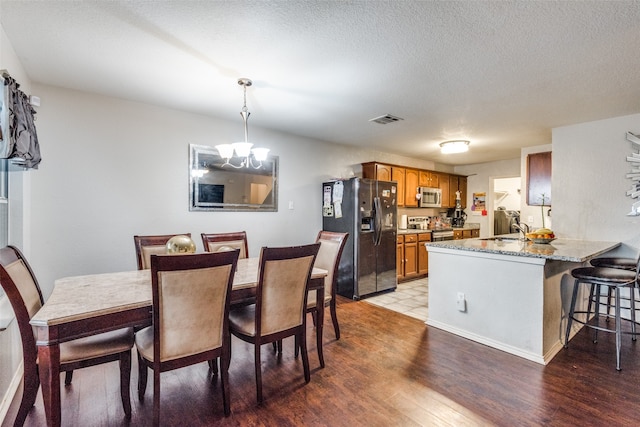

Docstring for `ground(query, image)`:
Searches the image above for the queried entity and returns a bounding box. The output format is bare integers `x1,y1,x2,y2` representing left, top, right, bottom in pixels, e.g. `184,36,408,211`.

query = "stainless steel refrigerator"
322,178,397,299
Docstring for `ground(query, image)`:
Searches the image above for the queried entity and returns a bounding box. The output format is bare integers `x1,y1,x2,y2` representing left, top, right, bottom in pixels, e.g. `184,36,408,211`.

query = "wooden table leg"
38,344,61,427
315,286,325,368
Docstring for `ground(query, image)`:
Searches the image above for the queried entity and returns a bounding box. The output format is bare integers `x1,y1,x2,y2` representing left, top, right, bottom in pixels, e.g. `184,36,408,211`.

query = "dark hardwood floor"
6,297,640,426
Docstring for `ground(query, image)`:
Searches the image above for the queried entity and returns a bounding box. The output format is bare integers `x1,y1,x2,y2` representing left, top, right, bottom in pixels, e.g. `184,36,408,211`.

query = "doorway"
491,176,521,235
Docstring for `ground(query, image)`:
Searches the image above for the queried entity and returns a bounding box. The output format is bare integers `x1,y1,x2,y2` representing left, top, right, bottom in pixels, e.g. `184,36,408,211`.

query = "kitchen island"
425,236,620,364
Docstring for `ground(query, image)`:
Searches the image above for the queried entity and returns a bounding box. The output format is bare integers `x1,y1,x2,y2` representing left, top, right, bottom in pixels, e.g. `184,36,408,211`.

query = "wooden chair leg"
120,350,132,417
64,371,73,386
330,300,340,340
299,331,310,383
255,344,263,404
153,368,161,426
15,365,39,427
221,352,231,417
137,353,148,402
208,358,218,375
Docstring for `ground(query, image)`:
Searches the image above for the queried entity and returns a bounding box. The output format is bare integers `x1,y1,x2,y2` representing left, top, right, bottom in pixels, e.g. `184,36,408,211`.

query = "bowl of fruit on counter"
525,228,556,244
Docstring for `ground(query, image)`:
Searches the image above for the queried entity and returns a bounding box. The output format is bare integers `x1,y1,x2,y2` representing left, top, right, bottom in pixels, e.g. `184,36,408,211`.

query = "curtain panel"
1,72,41,169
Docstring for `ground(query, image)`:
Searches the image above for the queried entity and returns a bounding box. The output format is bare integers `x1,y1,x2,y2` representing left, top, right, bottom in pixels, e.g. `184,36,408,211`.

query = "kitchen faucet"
512,222,530,240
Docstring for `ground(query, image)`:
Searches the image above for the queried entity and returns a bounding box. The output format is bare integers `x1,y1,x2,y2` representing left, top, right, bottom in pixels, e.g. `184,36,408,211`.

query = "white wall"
28,84,439,299
0,20,32,423
493,177,521,211
455,158,521,238
553,113,640,257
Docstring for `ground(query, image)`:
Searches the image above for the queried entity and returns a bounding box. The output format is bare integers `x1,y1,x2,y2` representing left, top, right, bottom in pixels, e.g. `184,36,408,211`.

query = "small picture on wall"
472,192,486,211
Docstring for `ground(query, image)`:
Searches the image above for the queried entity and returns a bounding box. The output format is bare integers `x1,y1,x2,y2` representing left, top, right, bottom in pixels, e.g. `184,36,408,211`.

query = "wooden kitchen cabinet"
438,172,450,208
392,167,406,207
396,235,404,280
448,175,467,208
527,151,551,206
403,234,418,277
448,175,459,208
454,229,479,240
398,233,422,280
362,162,392,181
405,168,419,207
418,233,431,275
459,176,467,208
419,171,439,188
362,162,466,210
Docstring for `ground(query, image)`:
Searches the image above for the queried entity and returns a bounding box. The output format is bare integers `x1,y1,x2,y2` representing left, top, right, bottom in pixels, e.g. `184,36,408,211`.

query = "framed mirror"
189,144,278,212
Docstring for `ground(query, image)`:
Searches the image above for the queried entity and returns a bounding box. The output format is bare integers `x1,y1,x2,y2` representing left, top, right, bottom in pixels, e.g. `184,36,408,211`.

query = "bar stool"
564,265,639,370
590,257,636,270
590,257,637,318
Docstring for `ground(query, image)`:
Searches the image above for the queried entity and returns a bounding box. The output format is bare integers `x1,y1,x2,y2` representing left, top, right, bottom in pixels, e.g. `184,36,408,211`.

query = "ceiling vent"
369,114,404,125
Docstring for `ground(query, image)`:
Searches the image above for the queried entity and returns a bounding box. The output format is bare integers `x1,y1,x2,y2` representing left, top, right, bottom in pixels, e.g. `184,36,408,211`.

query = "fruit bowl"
530,237,556,244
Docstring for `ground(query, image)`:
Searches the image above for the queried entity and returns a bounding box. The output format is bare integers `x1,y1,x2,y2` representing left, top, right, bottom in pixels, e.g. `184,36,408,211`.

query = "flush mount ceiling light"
440,140,470,154
215,78,269,169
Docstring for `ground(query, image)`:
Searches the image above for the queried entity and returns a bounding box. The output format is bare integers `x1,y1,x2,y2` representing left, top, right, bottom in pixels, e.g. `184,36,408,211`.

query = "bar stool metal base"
564,267,639,371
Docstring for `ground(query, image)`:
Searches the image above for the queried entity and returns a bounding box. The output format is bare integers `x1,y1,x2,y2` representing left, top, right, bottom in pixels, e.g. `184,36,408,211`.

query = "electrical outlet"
288,201,294,210
456,292,467,312
527,216,534,224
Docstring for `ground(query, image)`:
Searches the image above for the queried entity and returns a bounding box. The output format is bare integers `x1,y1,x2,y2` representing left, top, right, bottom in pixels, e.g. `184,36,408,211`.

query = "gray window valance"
1,72,41,169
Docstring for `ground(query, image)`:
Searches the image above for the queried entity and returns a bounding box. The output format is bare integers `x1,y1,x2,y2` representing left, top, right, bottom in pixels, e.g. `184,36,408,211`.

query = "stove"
407,216,429,230
431,228,454,241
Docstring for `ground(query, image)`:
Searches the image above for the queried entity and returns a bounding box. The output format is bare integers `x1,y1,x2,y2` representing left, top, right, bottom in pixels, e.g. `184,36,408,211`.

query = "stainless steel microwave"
419,187,442,208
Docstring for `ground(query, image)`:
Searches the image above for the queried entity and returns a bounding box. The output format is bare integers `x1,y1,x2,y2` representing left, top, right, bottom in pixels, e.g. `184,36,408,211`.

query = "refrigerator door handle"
373,196,382,246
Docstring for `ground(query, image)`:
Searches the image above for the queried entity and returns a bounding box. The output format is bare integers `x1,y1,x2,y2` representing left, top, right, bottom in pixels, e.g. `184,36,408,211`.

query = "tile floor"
363,277,429,321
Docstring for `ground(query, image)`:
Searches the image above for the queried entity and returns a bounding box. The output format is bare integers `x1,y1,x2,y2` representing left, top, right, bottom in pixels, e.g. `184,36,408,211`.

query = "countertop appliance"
451,209,467,228
419,187,442,208
322,177,397,299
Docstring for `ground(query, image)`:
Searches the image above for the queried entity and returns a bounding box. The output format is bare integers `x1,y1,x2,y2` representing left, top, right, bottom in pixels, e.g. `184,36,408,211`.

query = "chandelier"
215,78,270,168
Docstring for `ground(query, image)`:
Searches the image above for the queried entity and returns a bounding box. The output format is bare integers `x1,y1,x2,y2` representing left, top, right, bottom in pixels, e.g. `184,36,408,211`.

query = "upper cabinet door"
527,152,552,206
405,169,419,207
392,167,405,207
376,164,392,181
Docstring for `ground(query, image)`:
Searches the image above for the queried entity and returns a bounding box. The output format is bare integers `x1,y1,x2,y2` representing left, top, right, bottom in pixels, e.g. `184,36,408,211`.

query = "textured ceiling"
2,0,640,165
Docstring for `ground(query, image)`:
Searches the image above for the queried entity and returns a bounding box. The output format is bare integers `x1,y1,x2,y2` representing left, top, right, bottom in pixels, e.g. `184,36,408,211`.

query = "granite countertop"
425,234,620,262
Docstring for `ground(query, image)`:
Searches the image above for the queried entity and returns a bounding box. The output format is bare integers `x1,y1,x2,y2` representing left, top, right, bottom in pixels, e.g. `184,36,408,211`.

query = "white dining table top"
31,257,326,327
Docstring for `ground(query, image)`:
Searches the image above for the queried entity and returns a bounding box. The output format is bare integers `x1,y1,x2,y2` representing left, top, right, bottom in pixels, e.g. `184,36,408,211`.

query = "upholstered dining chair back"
306,231,349,340
0,245,134,425
258,244,320,335
313,231,349,302
228,243,320,404
135,250,239,424
201,231,249,259
150,251,238,361
133,233,192,270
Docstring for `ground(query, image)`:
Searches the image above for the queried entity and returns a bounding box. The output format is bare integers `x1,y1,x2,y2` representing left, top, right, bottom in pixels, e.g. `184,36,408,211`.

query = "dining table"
30,257,327,427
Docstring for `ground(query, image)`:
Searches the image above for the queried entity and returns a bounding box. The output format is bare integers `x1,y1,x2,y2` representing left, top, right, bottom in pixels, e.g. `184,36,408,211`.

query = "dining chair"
307,231,349,340
0,245,134,426
135,250,239,425
228,243,320,404
201,231,249,258
133,233,192,270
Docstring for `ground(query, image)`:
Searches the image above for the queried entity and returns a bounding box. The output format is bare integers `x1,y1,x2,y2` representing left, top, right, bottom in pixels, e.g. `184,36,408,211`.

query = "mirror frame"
189,144,279,212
